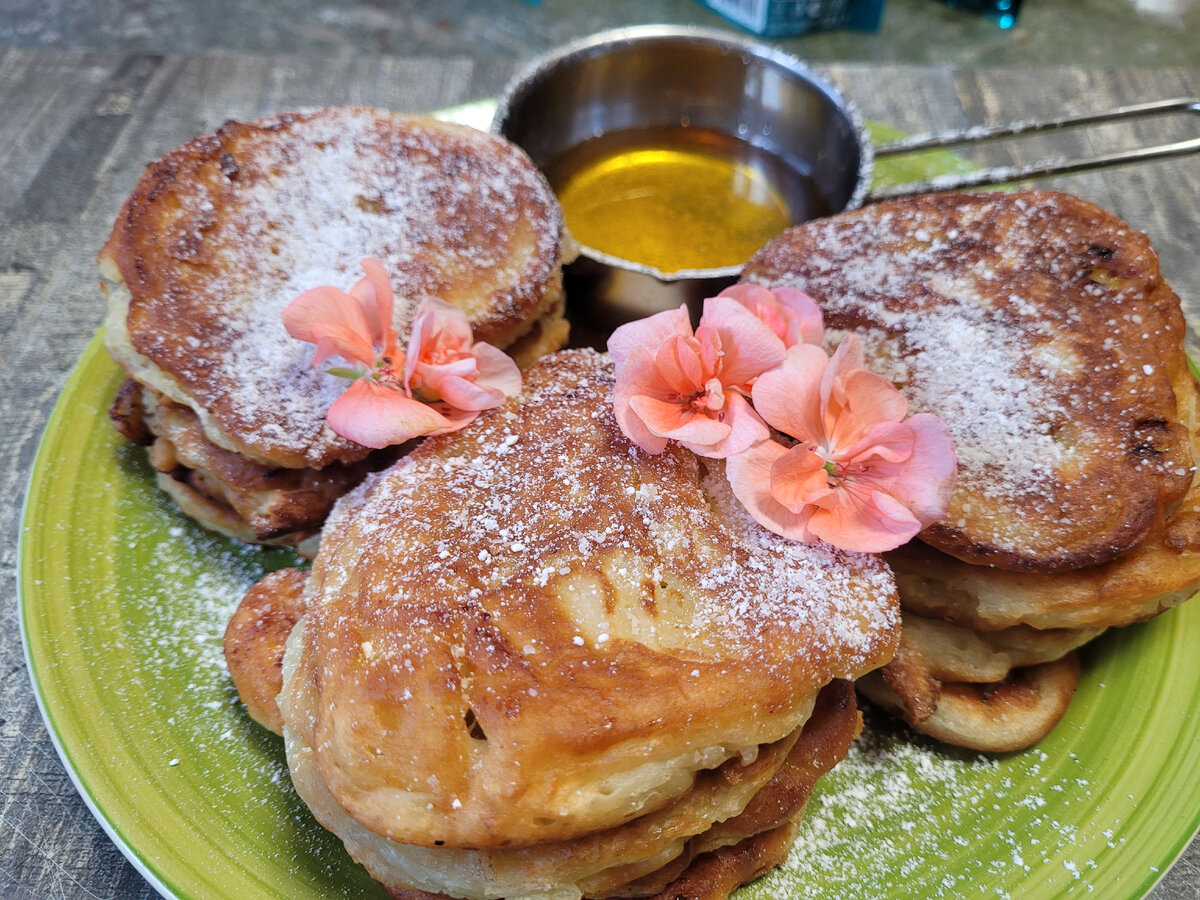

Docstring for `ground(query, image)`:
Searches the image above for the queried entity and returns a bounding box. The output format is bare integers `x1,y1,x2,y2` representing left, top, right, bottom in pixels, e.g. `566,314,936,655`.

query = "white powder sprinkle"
746,192,1187,555
136,109,560,465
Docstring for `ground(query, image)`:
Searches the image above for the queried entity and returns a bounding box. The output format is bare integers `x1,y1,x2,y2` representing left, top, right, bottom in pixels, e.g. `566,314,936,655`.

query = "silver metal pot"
493,25,1200,332
494,25,868,332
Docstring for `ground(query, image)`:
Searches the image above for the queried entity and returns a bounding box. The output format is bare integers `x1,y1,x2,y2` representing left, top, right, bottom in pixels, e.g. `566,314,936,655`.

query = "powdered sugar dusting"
697,462,899,670
312,348,898,680
744,192,1191,558
752,211,1074,505
134,108,560,464
754,705,1121,899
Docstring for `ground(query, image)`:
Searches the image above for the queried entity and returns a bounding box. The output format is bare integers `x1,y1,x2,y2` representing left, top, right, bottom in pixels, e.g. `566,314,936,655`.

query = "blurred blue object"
940,0,1023,28
699,0,885,36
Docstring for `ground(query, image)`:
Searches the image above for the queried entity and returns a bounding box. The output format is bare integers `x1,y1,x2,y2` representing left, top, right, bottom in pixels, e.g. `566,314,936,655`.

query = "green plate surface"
19,117,1200,899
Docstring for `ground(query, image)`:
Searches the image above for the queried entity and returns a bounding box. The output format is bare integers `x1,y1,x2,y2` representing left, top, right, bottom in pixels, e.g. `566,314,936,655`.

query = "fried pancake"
881,612,1100,690
886,370,1200,631
383,823,802,900
859,653,1081,753
223,566,308,733
309,681,859,900
854,610,1095,751
231,590,859,898
101,107,570,545
742,191,1194,573
276,348,898,895
141,386,389,548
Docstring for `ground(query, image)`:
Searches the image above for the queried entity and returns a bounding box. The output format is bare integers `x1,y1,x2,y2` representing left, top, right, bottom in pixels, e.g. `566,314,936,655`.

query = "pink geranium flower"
717,283,825,348
608,298,788,458
283,256,400,373
726,334,956,553
282,258,520,449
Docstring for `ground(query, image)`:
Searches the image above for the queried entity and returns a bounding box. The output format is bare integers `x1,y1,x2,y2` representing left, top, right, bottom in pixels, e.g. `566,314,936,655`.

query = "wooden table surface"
1,50,1197,899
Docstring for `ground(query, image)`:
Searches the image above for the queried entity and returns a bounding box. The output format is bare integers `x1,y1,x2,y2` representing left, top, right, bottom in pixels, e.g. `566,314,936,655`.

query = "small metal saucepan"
492,25,1200,332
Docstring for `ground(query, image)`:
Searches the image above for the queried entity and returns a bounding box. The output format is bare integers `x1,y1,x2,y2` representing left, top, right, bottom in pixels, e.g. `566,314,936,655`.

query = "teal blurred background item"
940,0,1022,28
699,0,885,36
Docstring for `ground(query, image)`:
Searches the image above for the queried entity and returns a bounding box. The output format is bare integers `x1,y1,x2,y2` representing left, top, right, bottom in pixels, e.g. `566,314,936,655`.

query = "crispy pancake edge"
100,107,569,470
742,190,1194,572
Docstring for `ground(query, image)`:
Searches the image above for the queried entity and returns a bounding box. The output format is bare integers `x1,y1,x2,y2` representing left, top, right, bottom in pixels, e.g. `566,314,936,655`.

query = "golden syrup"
544,127,824,274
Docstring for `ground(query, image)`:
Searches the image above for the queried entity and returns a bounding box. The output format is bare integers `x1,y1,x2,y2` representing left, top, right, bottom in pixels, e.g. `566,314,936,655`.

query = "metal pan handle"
867,97,1200,201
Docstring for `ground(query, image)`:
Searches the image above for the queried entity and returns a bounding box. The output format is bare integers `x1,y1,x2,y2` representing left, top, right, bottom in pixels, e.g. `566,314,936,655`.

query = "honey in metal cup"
492,25,872,333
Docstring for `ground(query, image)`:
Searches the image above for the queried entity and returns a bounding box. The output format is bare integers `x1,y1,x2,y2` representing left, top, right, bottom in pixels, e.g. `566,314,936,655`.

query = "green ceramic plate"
19,112,1200,900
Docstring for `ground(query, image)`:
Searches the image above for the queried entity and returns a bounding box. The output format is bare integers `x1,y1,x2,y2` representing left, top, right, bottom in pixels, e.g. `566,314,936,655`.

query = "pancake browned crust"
742,190,1193,574
743,190,1199,752
223,567,308,733
377,681,860,900
272,348,898,898
859,653,1081,754
101,107,571,547
884,369,1200,632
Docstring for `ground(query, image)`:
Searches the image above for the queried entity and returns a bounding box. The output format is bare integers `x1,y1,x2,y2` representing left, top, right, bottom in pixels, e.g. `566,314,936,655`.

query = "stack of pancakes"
101,107,572,554
742,190,1200,752
225,349,901,898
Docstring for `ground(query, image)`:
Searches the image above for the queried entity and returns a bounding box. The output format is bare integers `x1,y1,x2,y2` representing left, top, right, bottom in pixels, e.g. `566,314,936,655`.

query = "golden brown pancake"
223,566,862,899
379,681,860,900
743,190,1198,752
268,348,898,898
859,653,1081,754
742,190,1193,573
101,107,570,546
223,567,308,733
312,681,860,900
885,369,1200,631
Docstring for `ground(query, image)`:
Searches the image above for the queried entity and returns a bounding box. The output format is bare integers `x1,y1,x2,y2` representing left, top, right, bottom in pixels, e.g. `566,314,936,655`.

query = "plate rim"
18,329,177,900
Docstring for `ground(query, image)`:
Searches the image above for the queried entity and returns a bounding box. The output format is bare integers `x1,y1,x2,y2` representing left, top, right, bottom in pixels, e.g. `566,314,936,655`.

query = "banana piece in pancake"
261,348,897,898
101,107,571,548
742,190,1199,751
742,190,1193,573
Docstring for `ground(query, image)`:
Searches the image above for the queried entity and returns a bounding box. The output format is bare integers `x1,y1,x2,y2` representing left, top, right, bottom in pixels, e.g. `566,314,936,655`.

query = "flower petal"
769,443,832,511
688,391,770,458
607,304,692,371
326,378,454,448
697,296,787,387
806,480,923,553
820,333,868,418
283,285,371,344
470,342,523,398
826,366,909,450
750,343,831,446
885,412,957,527
836,420,916,470
773,285,826,346
612,347,671,454
655,334,708,397
437,374,507,411
726,440,817,541
403,296,475,388
309,321,377,370
719,283,825,348
354,258,398,353
629,394,729,447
